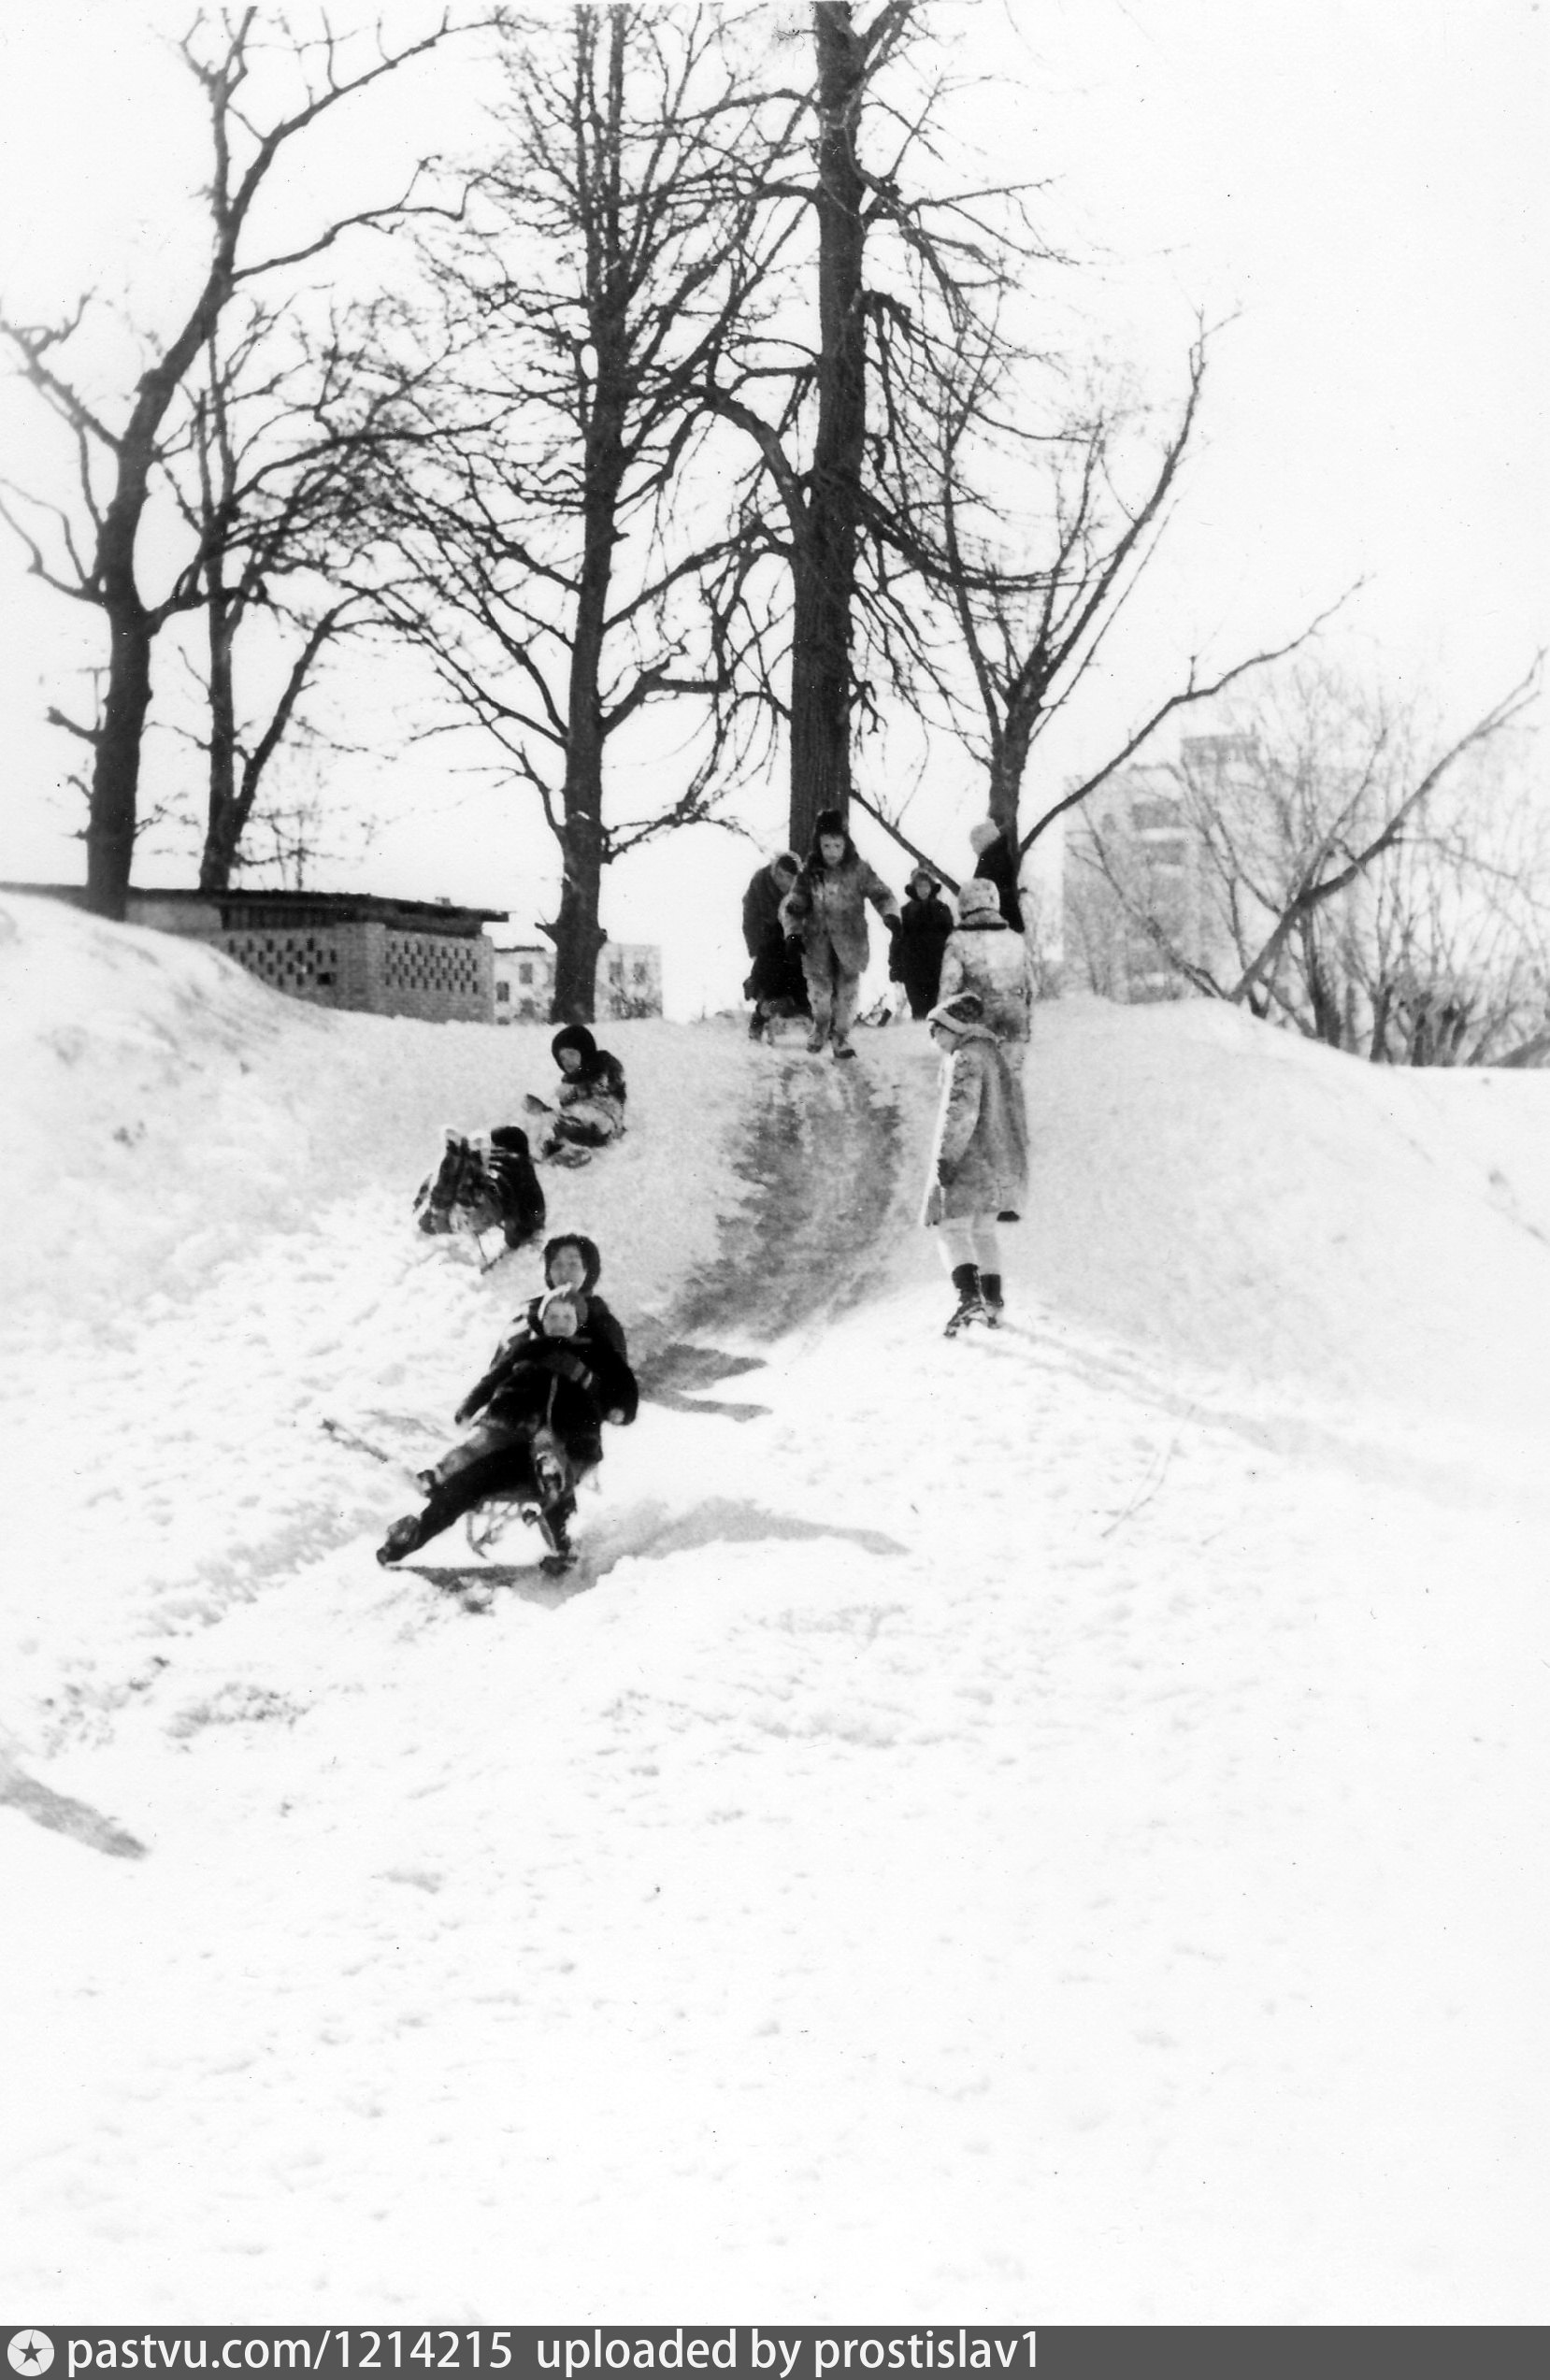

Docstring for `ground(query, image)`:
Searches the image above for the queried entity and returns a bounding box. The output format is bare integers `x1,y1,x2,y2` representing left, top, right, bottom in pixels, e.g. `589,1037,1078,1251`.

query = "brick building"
5,885,504,1024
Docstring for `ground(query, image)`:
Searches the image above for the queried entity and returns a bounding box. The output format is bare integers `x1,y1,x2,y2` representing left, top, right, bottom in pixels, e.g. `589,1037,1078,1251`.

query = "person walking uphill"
922,991,1030,1336
891,867,955,1019
740,850,809,1039
939,875,1039,1061
779,807,900,1059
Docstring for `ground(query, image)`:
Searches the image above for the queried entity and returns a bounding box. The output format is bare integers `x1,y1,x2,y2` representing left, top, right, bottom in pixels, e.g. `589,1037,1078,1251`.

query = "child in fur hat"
526,1024,627,1164
778,806,900,1058
922,990,1029,1333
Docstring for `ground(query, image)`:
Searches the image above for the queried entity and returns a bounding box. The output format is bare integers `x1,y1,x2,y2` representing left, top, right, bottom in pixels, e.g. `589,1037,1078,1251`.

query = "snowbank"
3,893,1548,2323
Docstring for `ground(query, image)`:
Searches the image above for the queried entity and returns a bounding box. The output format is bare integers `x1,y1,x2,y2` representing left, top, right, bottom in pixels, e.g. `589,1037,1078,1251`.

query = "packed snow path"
3,897,1549,2322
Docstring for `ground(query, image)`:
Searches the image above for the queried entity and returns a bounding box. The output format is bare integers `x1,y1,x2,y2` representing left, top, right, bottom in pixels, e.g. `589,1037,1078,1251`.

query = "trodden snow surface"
2,889,1547,2322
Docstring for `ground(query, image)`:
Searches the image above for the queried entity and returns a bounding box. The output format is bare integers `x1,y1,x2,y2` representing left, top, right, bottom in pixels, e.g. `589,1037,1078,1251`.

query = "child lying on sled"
375,1283,639,1568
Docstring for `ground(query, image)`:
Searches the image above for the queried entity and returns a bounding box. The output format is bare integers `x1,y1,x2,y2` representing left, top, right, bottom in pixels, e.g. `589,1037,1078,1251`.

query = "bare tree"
1069,660,1549,1063
0,5,466,919
169,294,447,888
373,2,808,1018
705,0,1076,853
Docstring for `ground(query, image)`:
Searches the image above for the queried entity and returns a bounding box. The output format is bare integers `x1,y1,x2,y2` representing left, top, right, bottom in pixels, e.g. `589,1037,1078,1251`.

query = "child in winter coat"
517,1232,631,1368
967,817,1026,932
890,867,955,1018
375,1283,638,1566
778,806,900,1058
937,876,1039,1063
922,990,1030,1334
527,1025,627,1164
741,852,810,1039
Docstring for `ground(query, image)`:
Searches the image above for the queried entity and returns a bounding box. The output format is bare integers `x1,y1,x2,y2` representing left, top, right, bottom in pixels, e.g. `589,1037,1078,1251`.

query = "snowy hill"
2,889,1547,2322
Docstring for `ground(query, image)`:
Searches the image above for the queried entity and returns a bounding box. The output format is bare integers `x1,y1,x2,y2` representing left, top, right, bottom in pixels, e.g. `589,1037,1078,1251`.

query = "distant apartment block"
491,940,663,1024
1063,738,1253,1002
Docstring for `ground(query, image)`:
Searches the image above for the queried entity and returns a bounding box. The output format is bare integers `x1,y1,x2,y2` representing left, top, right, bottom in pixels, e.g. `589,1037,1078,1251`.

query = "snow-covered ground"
2,889,1547,2322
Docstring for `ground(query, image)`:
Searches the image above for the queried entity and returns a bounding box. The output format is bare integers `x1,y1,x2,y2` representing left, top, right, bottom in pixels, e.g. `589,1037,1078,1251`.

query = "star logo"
7,2339,54,2378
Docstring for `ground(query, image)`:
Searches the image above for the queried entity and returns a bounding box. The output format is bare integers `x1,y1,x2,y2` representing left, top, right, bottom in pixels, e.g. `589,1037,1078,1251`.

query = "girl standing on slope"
779,806,900,1059
937,876,1039,1065
922,991,1030,1335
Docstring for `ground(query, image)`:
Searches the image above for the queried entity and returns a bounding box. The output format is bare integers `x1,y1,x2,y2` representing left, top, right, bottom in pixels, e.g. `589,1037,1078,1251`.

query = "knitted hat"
955,876,1003,919
926,991,986,1035
773,851,800,875
538,1284,584,1332
968,819,1001,855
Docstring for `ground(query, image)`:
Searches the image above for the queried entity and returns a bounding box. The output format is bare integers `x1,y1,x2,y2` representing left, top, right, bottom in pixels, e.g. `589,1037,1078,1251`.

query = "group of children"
743,809,1038,1336
379,1024,637,1571
380,814,1032,1568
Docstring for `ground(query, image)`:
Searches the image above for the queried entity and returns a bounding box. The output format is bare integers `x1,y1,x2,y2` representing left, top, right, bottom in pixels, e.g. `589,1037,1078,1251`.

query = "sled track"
664,1052,908,1347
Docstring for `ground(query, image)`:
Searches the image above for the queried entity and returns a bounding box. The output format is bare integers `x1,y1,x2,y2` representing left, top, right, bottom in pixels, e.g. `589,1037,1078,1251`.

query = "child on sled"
376,1278,639,1570
524,1025,627,1167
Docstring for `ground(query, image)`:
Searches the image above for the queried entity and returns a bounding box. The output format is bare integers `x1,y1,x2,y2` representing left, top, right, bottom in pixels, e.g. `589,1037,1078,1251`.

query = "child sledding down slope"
517,1233,629,1362
526,1025,627,1166
376,1281,639,1568
922,990,1029,1336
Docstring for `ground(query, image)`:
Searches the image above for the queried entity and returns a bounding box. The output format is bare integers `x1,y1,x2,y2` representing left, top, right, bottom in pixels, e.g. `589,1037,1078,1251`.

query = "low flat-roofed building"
3,884,505,1024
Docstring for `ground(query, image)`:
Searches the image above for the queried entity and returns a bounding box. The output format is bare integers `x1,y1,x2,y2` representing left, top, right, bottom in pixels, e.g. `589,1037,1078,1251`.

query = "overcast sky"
2,0,1545,1014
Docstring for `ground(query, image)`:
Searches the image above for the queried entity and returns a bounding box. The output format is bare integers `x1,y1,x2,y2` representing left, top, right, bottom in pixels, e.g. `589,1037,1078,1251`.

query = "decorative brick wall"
217,924,359,1007
365,923,493,1022
216,915,492,1020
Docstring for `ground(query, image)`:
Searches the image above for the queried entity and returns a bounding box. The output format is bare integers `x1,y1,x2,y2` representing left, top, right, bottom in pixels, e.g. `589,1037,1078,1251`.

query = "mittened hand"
608,1408,626,1425
454,1398,477,1426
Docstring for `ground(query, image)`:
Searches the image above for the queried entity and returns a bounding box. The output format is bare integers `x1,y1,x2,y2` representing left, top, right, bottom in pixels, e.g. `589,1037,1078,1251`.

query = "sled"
322,1413,581,1577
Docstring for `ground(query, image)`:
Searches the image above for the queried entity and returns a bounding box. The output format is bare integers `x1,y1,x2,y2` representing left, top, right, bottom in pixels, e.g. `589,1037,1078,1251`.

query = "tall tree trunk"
87,608,152,918
551,499,611,1020
199,580,239,891
789,3,869,853
987,710,1033,851
552,505,615,1018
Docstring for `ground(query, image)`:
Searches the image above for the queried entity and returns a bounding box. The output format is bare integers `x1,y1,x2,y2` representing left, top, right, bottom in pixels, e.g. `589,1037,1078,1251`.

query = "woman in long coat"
937,875,1038,1063
921,990,1029,1333
778,806,900,1057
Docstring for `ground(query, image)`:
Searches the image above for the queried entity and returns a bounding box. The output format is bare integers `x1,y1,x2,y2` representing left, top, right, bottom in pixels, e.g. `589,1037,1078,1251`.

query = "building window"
518,963,532,985
495,981,510,1003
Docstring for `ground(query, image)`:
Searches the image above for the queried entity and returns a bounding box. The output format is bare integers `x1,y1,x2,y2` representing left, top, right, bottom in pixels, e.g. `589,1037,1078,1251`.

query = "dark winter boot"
537,1493,577,1572
747,1006,767,1040
377,1512,432,1566
944,1263,986,1337
980,1272,1004,1326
